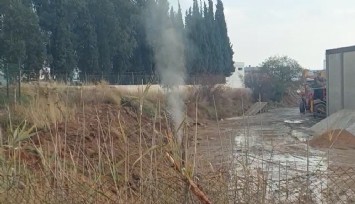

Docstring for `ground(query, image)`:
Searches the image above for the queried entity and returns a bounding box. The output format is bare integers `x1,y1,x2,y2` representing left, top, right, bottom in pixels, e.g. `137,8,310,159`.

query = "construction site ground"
3,82,355,202
194,107,355,169
192,107,355,203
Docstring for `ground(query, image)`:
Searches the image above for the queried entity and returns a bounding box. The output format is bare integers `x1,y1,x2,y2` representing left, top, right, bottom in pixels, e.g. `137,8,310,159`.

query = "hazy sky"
170,0,355,69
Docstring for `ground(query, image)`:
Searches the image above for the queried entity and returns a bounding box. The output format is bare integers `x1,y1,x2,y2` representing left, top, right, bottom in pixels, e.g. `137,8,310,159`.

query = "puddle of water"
226,116,244,120
232,144,328,203
271,151,327,174
291,130,310,142
232,121,328,203
284,120,304,124
269,152,327,203
234,132,256,150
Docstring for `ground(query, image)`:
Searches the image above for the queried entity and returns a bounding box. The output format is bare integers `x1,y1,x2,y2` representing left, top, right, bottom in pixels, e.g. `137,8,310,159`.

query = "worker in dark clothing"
314,72,325,88
312,72,326,101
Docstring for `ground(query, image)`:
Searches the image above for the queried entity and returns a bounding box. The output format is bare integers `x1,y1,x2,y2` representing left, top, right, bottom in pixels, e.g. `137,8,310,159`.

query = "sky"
170,0,355,69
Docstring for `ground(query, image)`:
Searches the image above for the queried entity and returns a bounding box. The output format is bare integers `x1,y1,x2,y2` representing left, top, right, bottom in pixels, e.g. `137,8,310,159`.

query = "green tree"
72,0,99,75
260,56,302,101
49,0,77,76
0,0,44,73
1,0,236,83
185,0,205,75
215,0,234,77
110,0,137,76
215,0,235,77
184,0,234,78
175,2,184,32
203,0,216,73
33,0,137,78
88,0,137,76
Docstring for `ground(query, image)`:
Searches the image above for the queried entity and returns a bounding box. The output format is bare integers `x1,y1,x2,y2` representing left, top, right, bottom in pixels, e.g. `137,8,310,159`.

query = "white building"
226,62,245,88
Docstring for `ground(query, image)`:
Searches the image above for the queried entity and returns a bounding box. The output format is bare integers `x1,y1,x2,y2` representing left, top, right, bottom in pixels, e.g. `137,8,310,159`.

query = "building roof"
326,45,355,55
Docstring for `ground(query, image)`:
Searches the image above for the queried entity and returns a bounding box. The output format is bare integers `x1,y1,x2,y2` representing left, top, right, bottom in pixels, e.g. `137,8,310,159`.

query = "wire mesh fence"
1,160,355,204
1,69,227,86
0,107,354,203
224,156,355,204
187,144,355,204
1,78,354,203
0,69,227,105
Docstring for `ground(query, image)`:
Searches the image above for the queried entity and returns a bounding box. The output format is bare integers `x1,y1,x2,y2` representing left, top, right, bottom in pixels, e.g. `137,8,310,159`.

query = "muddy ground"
193,108,319,169
191,107,355,203
193,107,355,170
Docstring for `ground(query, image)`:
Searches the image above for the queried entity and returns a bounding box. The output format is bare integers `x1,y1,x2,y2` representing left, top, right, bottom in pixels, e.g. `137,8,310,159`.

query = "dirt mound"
346,123,355,136
281,89,299,107
310,109,355,136
309,129,355,149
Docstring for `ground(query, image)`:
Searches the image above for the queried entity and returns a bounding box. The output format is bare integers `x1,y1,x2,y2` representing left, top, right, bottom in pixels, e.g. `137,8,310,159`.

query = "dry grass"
0,83,258,204
5,84,124,129
1,83,354,203
186,85,252,120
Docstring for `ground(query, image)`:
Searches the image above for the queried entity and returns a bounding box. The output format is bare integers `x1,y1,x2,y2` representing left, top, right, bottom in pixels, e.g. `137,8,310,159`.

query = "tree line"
0,0,235,80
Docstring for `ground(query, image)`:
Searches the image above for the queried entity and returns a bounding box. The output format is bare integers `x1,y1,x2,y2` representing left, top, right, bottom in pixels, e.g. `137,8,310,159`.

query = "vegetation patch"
0,84,251,203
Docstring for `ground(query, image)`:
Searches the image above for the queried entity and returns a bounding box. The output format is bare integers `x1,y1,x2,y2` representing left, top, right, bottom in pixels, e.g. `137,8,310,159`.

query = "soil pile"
346,123,355,136
309,129,355,149
310,109,355,135
281,89,299,107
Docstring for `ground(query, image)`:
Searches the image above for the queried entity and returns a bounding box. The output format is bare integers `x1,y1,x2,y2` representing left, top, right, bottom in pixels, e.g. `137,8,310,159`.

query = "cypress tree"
215,0,234,76
130,0,155,74
176,2,184,31
73,0,99,75
1,0,44,73
1,0,236,81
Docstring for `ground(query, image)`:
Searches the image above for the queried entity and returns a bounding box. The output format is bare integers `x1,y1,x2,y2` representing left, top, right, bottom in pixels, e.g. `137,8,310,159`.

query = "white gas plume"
145,1,186,146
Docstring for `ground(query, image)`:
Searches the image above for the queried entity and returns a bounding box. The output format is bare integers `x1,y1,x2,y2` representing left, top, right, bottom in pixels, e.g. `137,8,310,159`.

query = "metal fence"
0,120,353,203
0,69,227,104
180,139,355,204
224,152,355,204
2,69,352,203
1,69,227,85
0,148,354,203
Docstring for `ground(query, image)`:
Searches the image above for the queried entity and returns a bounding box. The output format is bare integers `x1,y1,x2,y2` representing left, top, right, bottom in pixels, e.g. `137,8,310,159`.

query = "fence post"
327,150,330,203
279,160,281,202
286,161,288,200
18,61,21,103
131,72,134,85
6,63,9,98
306,139,310,202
